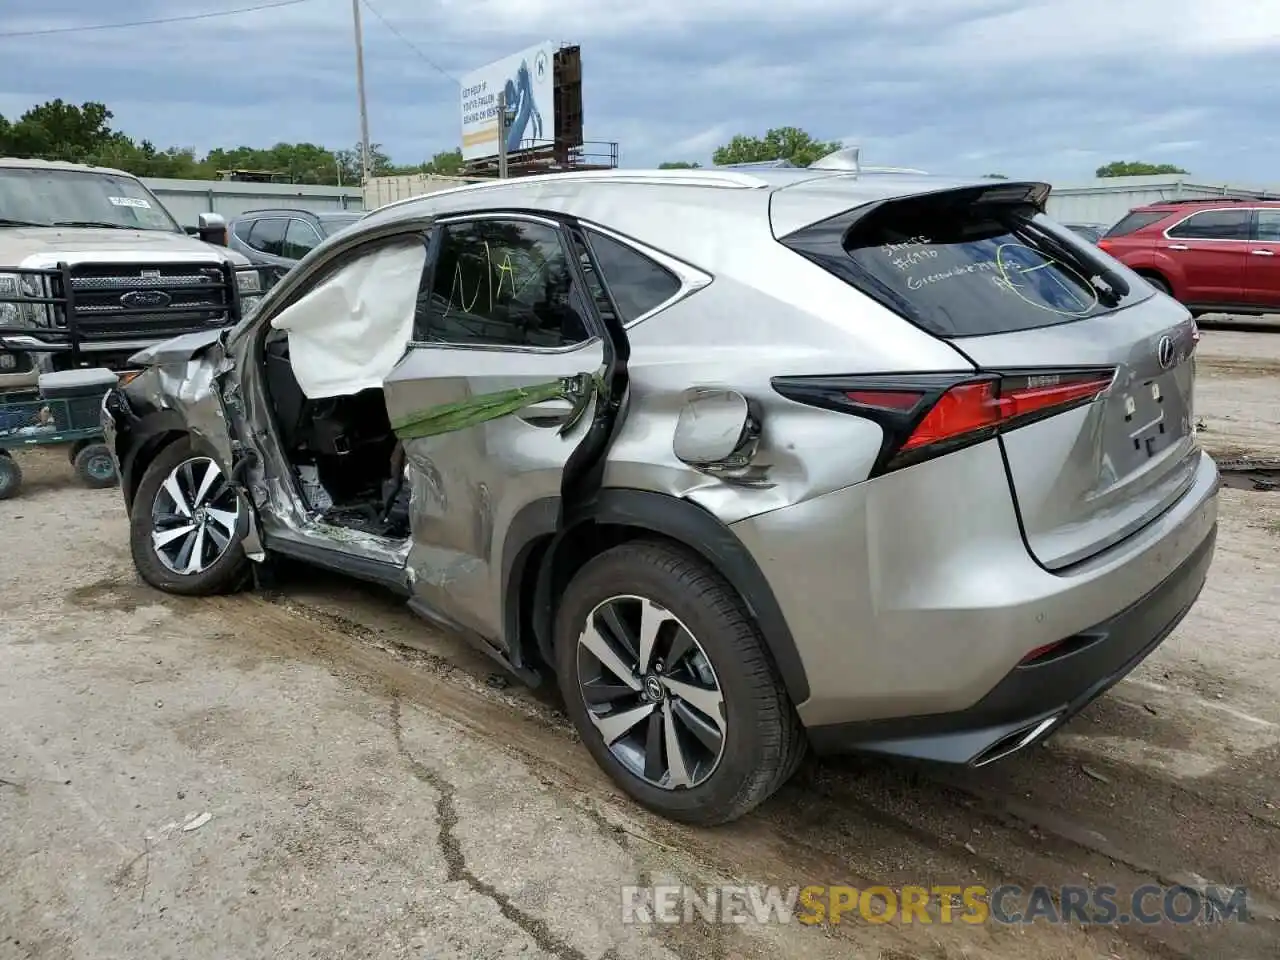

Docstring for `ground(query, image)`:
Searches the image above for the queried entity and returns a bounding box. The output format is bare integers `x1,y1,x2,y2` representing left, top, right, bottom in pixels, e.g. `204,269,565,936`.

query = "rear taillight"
772,368,1115,475
1096,239,1114,253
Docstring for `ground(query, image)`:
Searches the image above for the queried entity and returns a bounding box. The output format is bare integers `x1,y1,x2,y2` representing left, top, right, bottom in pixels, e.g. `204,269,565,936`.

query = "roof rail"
367,168,772,215
1163,196,1265,205
714,159,798,169
859,165,931,175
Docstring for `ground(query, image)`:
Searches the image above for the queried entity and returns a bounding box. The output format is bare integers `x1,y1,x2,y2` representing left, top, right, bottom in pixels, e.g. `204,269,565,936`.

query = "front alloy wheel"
577,595,727,790
130,439,250,596
150,456,242,576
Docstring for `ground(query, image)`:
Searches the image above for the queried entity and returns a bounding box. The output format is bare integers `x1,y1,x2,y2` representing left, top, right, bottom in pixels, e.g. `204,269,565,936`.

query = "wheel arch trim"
503,488,811,705
114,409,191,510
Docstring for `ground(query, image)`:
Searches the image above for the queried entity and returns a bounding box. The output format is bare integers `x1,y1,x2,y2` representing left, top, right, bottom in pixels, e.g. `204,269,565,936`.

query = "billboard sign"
460,43,556,162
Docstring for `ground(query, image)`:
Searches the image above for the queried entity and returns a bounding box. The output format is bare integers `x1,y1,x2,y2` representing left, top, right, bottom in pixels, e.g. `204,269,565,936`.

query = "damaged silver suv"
103,167,1219,825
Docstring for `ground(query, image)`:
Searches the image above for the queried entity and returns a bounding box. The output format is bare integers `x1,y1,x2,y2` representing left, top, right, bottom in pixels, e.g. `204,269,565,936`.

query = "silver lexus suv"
102,167,1219,825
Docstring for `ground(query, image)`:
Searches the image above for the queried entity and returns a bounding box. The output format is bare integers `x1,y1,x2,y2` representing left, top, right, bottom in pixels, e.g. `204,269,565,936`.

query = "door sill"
263,533,411,595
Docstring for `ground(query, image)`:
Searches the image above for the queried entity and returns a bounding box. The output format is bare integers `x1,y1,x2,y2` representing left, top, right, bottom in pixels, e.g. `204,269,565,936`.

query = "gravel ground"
2,327,1278,960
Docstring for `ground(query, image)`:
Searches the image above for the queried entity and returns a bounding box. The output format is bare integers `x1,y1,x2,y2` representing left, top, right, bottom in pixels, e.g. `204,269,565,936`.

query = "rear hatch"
779,182,1200,569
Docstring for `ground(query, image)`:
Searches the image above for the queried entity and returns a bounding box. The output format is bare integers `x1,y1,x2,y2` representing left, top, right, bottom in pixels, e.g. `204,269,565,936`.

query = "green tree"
424,148,465,176
0,99,146,169
1096,160,1189,177
0,98,469,184
983,172,1009,179
712,127,843,168
658,160,701,169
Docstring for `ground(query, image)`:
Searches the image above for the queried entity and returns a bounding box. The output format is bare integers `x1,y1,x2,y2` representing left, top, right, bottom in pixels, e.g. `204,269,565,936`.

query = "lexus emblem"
1156,335,1175,370
120,289,172,309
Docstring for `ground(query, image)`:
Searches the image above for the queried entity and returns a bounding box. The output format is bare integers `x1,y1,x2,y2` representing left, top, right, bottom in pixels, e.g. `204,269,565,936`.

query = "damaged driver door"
381,213,626,652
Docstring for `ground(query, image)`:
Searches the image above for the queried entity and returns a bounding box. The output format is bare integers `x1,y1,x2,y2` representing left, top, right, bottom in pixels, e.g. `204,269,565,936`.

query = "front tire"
554,539,806,826
129,438,250,596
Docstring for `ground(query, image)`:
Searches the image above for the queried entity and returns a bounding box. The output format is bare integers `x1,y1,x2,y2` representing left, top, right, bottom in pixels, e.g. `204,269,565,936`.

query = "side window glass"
416,219,592,347
569,230,617,326
248,218,288,256
282,219,323,260
585,230,682,323
1254,211,1280,242
233,218,255,242
1166,209,1250,241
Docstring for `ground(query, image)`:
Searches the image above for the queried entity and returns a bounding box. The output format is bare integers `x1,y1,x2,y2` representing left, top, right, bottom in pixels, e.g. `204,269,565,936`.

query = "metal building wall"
1045,176,1280,228
361,173,488,210
141,177,365,226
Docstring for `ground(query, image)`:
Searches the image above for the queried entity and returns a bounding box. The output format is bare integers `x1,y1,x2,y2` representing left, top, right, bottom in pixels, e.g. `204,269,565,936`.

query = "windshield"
0,166,181,232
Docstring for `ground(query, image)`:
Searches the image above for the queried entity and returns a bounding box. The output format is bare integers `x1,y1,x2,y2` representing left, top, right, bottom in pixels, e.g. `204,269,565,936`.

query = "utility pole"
496,90,508,179
352,0,372,184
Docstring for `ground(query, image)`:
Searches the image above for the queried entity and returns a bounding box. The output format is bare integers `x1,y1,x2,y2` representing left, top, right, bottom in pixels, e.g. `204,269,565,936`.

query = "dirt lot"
2,328,1279,960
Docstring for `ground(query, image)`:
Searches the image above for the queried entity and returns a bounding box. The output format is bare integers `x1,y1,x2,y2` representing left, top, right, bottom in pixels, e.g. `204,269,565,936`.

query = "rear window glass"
802,198,1149,337
1103,211,1168,237
1065,224,1101,241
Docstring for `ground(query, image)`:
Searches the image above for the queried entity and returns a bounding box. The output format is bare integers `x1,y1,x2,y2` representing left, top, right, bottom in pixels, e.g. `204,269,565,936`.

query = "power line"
0,0,314,40
359,0,456,82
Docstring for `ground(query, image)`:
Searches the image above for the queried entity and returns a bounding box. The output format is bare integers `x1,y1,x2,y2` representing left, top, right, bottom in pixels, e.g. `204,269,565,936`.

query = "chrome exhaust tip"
971,714,1061,768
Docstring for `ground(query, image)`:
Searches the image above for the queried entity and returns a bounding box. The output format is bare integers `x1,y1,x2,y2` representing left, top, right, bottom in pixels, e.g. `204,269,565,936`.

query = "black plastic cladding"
556,220,632,525
525,217,635,676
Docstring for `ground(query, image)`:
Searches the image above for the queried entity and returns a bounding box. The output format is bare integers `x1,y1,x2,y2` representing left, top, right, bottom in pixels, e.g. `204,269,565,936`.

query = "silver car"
102,168,1219,825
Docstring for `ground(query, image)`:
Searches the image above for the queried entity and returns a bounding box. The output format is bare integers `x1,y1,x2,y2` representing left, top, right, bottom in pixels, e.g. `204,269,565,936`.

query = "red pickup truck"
1097,198,1280,316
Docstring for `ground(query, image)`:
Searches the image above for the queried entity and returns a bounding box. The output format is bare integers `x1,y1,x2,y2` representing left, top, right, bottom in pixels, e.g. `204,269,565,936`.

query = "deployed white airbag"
270,238,426,399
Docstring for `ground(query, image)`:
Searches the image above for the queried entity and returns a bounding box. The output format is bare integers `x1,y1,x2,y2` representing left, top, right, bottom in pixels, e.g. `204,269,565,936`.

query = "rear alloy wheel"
577,595,727,790
73,442,118,489
555,540,806,826
130,439,250,595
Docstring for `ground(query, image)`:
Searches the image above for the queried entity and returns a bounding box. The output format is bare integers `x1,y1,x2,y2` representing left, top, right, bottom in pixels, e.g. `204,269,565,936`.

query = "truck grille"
65,263,233,341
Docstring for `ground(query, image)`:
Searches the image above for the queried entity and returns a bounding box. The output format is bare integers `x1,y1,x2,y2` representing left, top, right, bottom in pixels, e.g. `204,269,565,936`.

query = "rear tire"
1142,273,1172,296
74,442,118,489
0,452,22,501
129,437,250,596
554,539,806,826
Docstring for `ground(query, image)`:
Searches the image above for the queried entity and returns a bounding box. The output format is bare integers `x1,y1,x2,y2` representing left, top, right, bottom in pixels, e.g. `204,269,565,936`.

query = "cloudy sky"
2,0,1278,184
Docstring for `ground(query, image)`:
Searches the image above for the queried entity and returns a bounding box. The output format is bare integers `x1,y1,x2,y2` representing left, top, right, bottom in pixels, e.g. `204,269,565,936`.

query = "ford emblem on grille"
120,289,172,309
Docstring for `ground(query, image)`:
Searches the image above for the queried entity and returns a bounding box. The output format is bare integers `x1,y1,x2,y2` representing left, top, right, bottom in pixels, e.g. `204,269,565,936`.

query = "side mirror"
197,212,227,246
673,389,760,468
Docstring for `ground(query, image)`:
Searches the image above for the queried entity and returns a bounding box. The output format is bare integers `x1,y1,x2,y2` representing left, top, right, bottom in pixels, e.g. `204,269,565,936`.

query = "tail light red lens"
898,381,1000,451
774,368,1116,476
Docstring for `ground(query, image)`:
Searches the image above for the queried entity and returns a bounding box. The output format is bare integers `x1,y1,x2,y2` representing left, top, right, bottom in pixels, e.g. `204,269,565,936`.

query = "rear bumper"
730,441,1220,738
805,521,1216,762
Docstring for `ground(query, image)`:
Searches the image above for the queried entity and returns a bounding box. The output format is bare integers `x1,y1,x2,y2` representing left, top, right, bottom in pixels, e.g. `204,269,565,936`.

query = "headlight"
0,272,54,327
236,267,262,294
